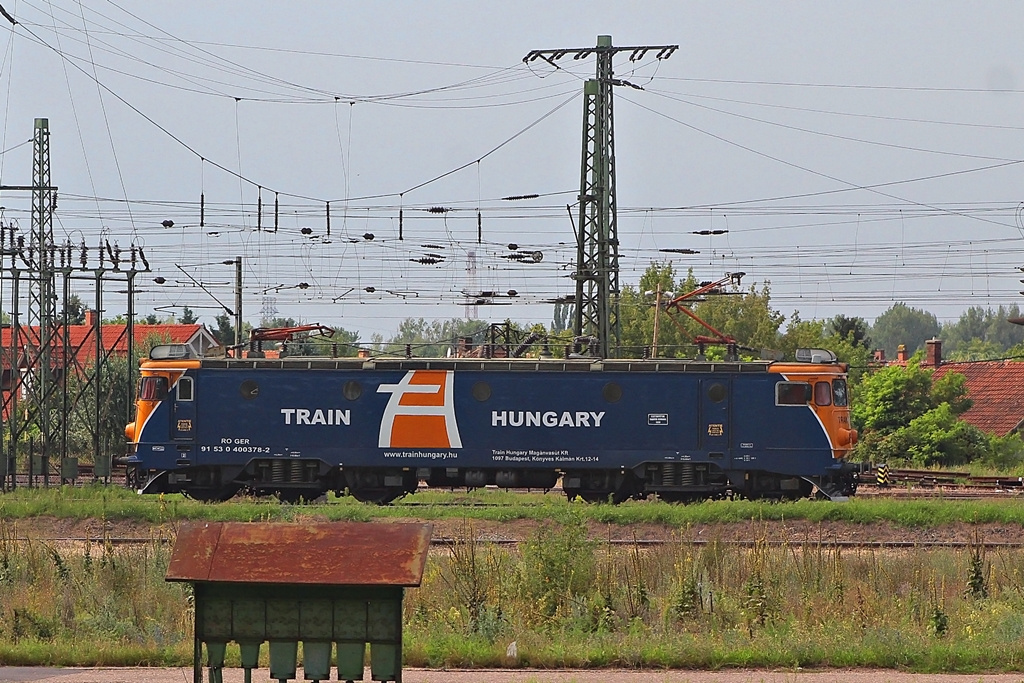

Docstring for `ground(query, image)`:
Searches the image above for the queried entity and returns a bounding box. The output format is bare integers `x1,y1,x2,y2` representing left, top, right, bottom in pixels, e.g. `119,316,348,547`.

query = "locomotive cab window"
776,381,811,405
832,378,849,406
176,377,194,402
139,376,168,401
813,381,832,406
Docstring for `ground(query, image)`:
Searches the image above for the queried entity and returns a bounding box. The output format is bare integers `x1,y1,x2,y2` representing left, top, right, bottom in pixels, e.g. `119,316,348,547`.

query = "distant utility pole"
525,36,677,358
221,256,242,354
233,256,242,352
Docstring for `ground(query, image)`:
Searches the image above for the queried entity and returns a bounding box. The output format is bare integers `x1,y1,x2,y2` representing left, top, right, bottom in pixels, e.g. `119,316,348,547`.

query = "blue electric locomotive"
123,344,862,503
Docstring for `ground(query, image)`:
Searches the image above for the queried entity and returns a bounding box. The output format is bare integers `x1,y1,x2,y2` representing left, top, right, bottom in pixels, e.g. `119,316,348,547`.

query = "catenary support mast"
29,118,55,469
524,36,676,358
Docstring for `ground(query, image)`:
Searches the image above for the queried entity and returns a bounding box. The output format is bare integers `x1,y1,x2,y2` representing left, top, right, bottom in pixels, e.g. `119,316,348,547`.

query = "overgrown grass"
3,501,1024,671
0,518,193,666
406,512,1024,673
5,484,1024,527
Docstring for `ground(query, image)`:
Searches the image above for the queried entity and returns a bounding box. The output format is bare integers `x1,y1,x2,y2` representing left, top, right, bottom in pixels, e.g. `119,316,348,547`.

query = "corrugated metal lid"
166,521,432,587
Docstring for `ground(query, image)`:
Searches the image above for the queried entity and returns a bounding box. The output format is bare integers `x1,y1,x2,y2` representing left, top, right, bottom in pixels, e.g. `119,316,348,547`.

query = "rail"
860,467,1024,491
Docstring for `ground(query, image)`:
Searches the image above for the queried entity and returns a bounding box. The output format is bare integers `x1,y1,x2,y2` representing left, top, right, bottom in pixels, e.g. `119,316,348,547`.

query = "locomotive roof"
191,356,776,373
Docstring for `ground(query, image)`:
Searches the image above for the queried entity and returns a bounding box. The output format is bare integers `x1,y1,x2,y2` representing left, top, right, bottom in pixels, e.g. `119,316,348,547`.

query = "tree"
869,303,939,358
618,261,693,357
385,318,490,357
179,307,199,325
777,314,825,360
851,359,989,468
618,264,787,359
142,313,159,325
940,305,1024,358
827,315,870,348
62,294,86,325
882,404,992,468
308,327,361,357
945,338,1004,362
823,331,873,384
852,362,939,434
212,314,235,346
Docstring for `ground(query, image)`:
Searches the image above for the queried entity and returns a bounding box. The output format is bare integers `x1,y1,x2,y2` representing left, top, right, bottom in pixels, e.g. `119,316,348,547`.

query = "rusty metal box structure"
166,521,432,683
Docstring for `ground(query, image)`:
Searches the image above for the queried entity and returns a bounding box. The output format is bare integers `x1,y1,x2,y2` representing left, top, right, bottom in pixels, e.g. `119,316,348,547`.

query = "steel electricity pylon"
1,119,150,488
525,35,677,358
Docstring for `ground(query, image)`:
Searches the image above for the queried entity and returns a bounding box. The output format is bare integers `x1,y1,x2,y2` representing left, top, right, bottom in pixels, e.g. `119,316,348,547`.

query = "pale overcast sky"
1,1,1023,342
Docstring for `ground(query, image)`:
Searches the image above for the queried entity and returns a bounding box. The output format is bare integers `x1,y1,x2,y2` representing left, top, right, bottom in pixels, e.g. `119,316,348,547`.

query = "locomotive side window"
343,380,362,401
472,381,491,401
776,381,811,405
176,377,194,401
707,382,727,403
603,382,623,403
139,376,167,401
813,381,832,406
240,380,259,400
832,378,849,406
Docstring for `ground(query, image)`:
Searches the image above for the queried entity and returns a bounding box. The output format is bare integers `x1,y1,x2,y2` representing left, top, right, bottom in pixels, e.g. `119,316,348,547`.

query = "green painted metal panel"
266,599,300,640
299,600,332,640
234,599,266,640
370,642,398,682
334,599,367,641
336,642,365,681
205,641,226,683
60,457,78,480
269,640,298,682
202,598,233,640
301,641,331,681
367,600,400,641
239,641,261,669
93,454,110,477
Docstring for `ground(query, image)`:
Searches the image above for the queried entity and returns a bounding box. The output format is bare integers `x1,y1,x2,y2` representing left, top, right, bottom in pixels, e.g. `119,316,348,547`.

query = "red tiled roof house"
1,310,219,409
926,339,1024,437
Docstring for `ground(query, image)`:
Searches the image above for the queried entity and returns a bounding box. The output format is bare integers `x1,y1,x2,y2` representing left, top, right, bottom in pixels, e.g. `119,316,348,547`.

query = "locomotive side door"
172,375,196,442
698,378,731,465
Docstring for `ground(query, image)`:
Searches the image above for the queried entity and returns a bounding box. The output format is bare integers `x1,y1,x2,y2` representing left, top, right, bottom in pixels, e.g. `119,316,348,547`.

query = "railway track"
9,535,1024,550
3,465,1024,500
858,467,1024,491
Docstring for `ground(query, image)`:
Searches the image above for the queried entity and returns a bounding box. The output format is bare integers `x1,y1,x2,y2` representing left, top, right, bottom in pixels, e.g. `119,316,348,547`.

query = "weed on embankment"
2,487,1024,670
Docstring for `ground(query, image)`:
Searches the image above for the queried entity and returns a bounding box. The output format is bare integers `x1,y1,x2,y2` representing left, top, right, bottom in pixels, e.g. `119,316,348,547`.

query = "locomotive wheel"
563,470,639,504
344,468,417,505
183,485,240,502
274,488,327,504
347,487,409,504
655,492,708,503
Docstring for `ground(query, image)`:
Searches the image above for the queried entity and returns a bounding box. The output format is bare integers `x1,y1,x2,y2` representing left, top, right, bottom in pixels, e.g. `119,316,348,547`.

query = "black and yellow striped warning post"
876,463,889,487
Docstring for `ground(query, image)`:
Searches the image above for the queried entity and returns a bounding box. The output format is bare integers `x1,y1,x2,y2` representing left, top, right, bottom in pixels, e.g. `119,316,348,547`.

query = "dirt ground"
2,667,1024,683
6,514,1024,547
